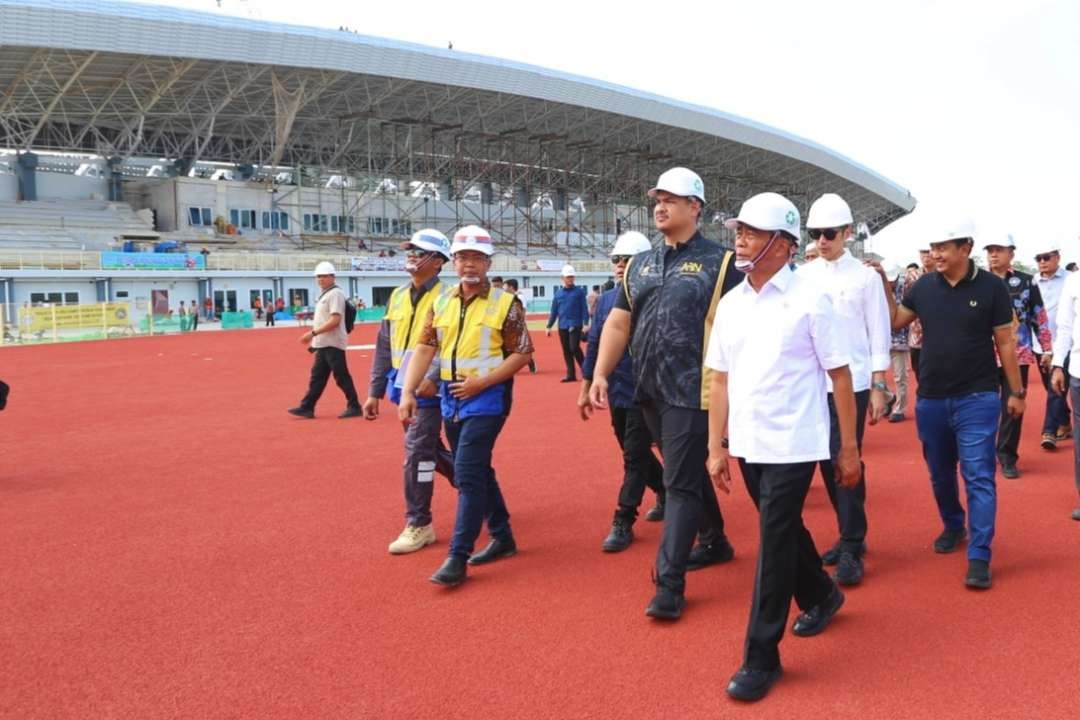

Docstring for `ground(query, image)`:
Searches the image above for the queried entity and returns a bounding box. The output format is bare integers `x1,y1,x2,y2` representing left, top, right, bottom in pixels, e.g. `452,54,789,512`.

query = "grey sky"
153,0,1079,267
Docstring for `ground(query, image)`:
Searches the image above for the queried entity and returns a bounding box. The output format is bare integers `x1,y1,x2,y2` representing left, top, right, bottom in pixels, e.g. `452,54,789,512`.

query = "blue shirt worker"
590,167,743,621
881,221,1023,590
579,231,665,553
364,229,453,555
399,225,534,587
706,192,861,703
547,265,589,382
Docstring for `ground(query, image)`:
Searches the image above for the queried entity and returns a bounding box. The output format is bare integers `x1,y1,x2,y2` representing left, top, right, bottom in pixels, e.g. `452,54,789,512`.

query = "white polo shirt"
797,250,891,392
705,265,851,464
1052,270,1080,378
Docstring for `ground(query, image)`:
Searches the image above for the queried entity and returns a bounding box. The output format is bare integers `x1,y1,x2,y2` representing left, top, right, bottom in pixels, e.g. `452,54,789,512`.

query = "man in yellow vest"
399,225,535,587
363,229,453,554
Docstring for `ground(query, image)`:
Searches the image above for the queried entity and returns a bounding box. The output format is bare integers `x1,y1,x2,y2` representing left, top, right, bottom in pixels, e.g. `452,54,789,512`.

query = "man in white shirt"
288,261,361,418
1050,269,1080,521
796,194,892,586
706,192,861,702
1034,246,1071,449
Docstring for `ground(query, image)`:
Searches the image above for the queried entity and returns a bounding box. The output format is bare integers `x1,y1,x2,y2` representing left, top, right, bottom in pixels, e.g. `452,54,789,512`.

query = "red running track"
1,326,1078,719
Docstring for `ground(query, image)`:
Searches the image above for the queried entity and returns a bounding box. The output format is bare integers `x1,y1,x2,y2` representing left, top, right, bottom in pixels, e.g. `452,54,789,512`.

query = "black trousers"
266,312,275,326
997,364,1030,464
558,327,584,379
739,459,833,671
818,390,870,552
641,399,726,595
191,313,199,331
910,348,921,383
299,346,359,410
610,406,664,522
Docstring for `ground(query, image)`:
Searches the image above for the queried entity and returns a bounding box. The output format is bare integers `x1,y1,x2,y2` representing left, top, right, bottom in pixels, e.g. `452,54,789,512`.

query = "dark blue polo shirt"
902,260,1013,398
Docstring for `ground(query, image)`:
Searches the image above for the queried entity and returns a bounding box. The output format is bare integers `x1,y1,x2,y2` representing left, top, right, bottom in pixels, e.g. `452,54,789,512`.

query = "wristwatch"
1010,387,1026,399
871,380,889,392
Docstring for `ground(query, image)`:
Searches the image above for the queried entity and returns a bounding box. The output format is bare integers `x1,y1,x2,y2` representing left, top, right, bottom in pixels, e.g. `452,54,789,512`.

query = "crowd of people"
286,166,1077,703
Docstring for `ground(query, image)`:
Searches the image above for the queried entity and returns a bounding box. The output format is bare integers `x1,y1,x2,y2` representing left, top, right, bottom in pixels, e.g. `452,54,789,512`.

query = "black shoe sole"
643,511,664,522
686,547,735,571
429,574,466,587
602,541,631,553
792,590,845,637
287,410,314,419
964,576,992,590
934,533,967,553
645,598,685,620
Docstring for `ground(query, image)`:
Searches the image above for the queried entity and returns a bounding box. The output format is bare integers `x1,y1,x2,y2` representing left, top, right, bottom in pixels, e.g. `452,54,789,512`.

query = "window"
64,292,79,304
229,209,256,229
116,291,129,298
535,286,545,298
368,217,384,235
262,211,289,231
188,207,213,226
30,292,64,305
330,215,339,233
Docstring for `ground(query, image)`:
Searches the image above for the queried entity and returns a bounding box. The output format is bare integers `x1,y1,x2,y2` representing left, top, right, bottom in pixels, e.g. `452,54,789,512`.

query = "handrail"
0,248,613,274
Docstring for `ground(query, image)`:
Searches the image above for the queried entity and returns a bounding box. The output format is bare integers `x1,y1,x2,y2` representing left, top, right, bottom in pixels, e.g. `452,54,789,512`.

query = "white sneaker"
388,524,436,554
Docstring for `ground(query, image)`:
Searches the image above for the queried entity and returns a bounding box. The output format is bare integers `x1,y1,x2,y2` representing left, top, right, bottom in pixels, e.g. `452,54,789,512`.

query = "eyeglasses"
611,255,631,264
808,228,841,241
1035,253,1058,262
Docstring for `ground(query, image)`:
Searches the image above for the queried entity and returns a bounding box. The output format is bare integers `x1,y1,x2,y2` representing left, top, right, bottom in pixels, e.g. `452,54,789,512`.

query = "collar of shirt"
738,262,794,297
937,260,979,286
450,280,493,303
821,248,855,268
409,274,441,302
1037,267,1068,282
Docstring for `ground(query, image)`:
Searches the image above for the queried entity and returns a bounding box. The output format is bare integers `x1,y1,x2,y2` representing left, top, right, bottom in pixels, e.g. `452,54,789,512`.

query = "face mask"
734,231,782,272
461,274,483,285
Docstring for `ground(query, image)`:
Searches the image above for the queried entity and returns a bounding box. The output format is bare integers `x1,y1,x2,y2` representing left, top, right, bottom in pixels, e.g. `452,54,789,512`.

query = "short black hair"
491,276,503,283
1068,262,1078,271
503,278,519,290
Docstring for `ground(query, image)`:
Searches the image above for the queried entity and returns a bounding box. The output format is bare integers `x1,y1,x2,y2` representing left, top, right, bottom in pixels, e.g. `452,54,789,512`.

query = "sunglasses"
611,255,631,264
808,228,841,241
1035,253,1057,262
405,249,434,258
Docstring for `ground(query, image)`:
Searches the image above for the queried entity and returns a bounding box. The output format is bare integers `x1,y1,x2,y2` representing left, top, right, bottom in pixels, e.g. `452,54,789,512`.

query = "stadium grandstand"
0,0,914,332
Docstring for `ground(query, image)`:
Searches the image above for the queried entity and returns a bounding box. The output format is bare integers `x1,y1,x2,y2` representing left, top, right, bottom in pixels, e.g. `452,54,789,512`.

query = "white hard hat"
724,192,801,242
1035,245,1060,255
611,231,652,257
806,193,854,229
450,225,495,256
982,234,1015,250
940,220,977,244
561,264,576,277
404,228,452,259
313,261,336,276
648,167,706,205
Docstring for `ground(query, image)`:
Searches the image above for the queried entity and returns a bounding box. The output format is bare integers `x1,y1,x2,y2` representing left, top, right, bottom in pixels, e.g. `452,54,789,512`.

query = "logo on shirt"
969,300,978,307
679,261,703,275
639,264,652,276
1008,276,1021,287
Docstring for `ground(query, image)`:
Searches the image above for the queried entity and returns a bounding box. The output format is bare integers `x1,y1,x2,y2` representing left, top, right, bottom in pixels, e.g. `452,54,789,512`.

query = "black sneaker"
792,583,845,637
1072,507,1080,521
726,666,783,702
964,559,992,589
644,502,665,522
933,528,966,553
821,539,866,566
338,406,361,419
833,551,864,586
602,519,634,553
686,540,734,571
287,406,315,419
1041,433,1057,450
645,584,685,620
1001,462,1020,479
0,379,9,411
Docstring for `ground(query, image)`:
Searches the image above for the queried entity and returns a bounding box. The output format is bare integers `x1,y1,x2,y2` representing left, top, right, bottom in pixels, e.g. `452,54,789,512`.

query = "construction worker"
287,261,361,419
363,229,453,555
399,225,534,587
580,231,665,553
547,265,589,382
590,167,743,620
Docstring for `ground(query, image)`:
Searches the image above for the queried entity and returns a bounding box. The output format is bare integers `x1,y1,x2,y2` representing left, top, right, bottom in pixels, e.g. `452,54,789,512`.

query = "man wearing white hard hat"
364,229,454,555
591,167,742,621
546,264,589,382
580,231,665,552
879,221,1023,589
983,235,1052,478
1033,246,1071,449
1050,265,1080,521
797,193,891,587
287,261,361,419
705,191,860,702
399,225,535,587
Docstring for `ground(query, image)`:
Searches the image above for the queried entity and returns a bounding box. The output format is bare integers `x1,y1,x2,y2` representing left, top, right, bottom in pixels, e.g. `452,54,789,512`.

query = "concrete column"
16,152,38,201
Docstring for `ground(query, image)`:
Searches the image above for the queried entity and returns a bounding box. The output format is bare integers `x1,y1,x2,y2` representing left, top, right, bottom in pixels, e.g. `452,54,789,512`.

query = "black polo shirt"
614,232,743,409
901,261,1013,398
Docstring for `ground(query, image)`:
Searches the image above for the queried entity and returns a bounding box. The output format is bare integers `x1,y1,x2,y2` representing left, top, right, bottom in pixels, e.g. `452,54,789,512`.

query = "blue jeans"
916,392,1000,561
445,414,511,558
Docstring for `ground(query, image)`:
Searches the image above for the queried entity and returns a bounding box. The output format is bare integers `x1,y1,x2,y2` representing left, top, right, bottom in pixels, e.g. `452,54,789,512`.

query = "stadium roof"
0,0,915,232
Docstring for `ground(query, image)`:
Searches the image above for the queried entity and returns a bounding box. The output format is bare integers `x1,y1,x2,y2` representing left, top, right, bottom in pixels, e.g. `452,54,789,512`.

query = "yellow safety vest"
433,286,515,381
384,281,445,369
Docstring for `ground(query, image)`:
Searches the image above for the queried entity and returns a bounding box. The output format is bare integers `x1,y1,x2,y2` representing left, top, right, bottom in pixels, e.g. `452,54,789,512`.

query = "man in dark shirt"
590,167,742,620
547,265,589,382
877,223,1023,590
